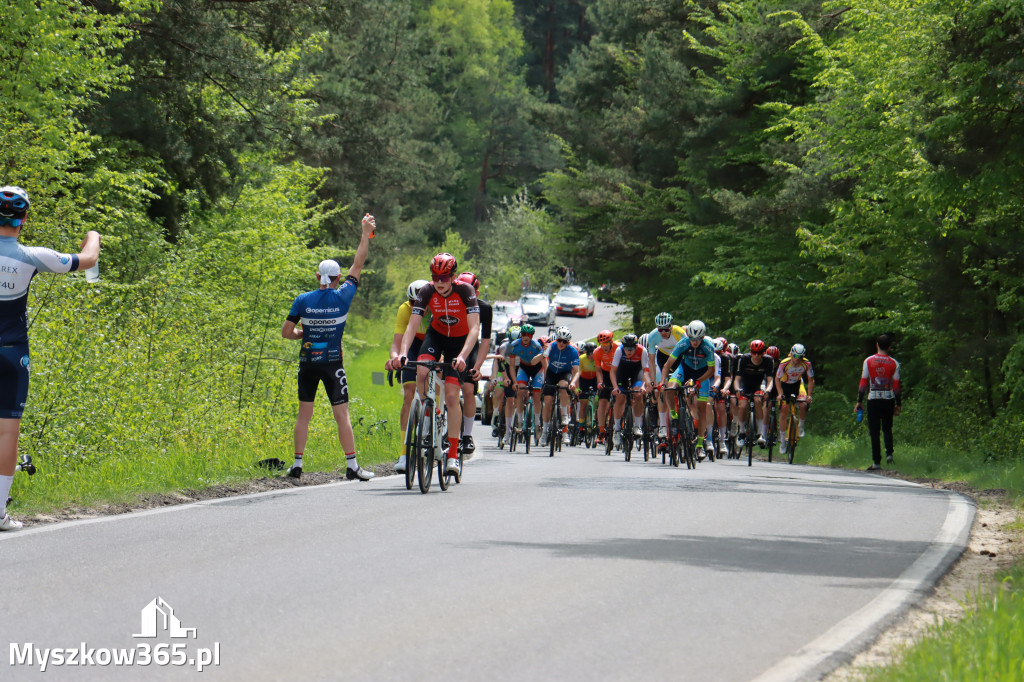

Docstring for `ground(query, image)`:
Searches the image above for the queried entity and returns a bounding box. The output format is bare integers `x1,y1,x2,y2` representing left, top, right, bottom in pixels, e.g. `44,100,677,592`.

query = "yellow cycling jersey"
579,353,597,378
394,300,431,339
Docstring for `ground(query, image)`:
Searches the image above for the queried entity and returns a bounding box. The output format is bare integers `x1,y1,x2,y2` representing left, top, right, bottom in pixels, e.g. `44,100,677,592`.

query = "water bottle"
85,260,100,283
856,406,863,424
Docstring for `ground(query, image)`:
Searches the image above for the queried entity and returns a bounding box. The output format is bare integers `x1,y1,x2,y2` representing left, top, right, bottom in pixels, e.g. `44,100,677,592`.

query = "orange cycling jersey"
591,342,620,373
412,282,480,337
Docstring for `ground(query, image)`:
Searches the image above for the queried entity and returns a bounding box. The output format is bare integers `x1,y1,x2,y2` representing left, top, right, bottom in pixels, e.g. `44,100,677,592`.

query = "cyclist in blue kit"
541,326,580,446
507,323,546,436
282,214,376,481
661,320,716,454
0,186,101,531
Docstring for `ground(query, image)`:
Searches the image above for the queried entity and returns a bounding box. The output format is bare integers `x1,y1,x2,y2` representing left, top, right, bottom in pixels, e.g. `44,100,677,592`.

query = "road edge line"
751,489,976,682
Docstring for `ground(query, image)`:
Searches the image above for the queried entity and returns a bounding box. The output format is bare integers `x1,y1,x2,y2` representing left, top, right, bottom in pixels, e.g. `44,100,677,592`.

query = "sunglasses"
657,327,672,333
752,350,764,355
556,339,568,344
431,274,453,283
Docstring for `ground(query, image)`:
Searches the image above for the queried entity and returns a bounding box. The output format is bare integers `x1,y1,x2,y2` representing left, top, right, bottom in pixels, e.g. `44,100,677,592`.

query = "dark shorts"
297,361,349,405
615,363,643,391
460,342,480,388
0,345,30,419
779,382,802,401
418,328,468,384
542,370,573,396
579,377,598,396
400,337,424,384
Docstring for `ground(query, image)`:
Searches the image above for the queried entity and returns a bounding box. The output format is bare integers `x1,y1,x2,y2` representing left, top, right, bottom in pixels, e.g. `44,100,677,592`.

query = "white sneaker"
633,424,643,438
0,514,24,531
561,414,570,427
445,457,461,475
613,429,622,447
780,441,787,455
757,435,767,448
704,439,714,454
737,433,746,448
798,424,806,438
719,439,729,455
395,456,407,474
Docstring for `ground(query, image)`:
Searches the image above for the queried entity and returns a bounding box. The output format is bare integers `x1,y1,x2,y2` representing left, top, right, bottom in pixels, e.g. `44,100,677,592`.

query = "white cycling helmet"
791,343,806,358
554,326,572,342
638,333,649,349
686,320,706,340
727,342,740,356
654,312,673,328
407,279,429,301
713,338,725,352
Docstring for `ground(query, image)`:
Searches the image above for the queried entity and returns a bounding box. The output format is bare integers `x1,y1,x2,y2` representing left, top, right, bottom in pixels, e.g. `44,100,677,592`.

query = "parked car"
519,293,556,328
597,282,625,303
492,300,525,334
554,287,596,317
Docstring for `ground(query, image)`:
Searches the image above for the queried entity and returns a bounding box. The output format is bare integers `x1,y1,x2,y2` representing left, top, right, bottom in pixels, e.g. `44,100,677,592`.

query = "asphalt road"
1,441,972,682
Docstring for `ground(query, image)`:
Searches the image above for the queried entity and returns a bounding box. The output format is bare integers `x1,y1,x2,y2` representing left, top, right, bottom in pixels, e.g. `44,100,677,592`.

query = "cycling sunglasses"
657,326,672,333
751,350,764,355
431,274,453,283
555,339,568,344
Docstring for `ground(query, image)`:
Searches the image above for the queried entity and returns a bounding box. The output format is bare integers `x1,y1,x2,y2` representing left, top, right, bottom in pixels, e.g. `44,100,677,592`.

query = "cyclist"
661,321,716,454
776,343,815,455
397,253,480,477
283,215,377,482
386,279,429,473
609,333,651,447
592,330,619,445
710,337,733,457
0,186,101,531
487,325,519,438
733,339,776,449
570,341,599,440
541,326,580,446
645,313,686,441
456,272,492,454
507,323,546,439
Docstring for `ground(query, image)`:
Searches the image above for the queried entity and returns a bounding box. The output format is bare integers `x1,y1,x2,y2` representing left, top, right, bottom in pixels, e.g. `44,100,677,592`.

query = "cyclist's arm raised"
347,214,376,282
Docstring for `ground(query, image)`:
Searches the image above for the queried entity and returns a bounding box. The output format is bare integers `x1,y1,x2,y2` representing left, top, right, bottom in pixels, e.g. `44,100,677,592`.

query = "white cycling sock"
756,419,764,434
463,416,474,435
614,418,621,430
0,474,12,517
661,412,669,429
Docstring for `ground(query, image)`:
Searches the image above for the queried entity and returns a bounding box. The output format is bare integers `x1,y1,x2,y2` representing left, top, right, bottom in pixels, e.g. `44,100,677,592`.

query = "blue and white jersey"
288,276,358,364
0,236,79,346
545,342,580,374
667,336,716,371
508,338,544,364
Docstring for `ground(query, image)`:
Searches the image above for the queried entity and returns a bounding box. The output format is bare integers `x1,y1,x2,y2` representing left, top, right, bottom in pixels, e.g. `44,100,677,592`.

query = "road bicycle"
509,385,537,455
665,383,699,469
5,455,36,510
765,397,778,462
739,391,768,467
781,393,803,464
543,382,567,457
642,392,660,463
579,390,599,449
390,361,462,493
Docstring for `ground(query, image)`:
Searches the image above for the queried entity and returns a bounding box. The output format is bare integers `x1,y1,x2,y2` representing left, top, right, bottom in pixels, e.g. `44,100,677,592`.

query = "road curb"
752,487,976,682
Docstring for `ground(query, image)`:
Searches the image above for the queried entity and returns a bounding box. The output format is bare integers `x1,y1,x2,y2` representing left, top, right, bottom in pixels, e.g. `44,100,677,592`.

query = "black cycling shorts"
418,328,468,384
297,362,349,405
542,370,573,396
459,342,480,389
779,381,802,400
400,337,423,384
0,345,30,419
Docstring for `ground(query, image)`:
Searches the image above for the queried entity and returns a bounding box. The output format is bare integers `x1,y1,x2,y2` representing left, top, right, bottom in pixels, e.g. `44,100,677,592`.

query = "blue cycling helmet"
0,186,30,227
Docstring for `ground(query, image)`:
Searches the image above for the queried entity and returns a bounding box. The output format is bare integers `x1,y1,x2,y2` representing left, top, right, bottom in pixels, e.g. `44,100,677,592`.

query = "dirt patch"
17,461,398,526
823,474,1023,681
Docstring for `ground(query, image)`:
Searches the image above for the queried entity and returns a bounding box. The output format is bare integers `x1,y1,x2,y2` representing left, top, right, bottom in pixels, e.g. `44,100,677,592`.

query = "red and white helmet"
457,271,480,291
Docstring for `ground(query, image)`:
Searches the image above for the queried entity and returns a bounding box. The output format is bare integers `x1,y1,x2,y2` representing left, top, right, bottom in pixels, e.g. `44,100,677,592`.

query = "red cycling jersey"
859,353,901,403
412,282,480,337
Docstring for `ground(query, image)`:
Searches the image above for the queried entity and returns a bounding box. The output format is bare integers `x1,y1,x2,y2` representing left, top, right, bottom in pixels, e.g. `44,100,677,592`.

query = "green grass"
860,566,1024,681
9,343,407,516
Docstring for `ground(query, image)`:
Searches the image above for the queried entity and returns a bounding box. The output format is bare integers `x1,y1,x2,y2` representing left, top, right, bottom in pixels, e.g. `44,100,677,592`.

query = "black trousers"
867,399,895,464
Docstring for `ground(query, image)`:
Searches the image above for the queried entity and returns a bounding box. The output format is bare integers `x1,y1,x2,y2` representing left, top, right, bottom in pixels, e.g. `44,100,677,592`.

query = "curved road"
0,304,973,681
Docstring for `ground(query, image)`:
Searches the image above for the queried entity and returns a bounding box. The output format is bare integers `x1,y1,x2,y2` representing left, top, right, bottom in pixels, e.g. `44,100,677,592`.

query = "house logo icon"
133,597,197,639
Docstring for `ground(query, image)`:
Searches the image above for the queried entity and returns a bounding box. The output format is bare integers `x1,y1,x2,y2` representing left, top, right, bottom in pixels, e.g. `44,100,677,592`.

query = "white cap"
318,259,341,285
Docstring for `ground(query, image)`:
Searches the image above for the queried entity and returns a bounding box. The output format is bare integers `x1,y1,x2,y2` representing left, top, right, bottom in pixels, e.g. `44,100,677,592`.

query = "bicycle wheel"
680,410,696,470
746,406,756,467
767,403,777,462
548,402,558,458
405,400,421,490
642,413,650,462
585,402,597,448
787,413,798,465
495,409,506,450
524,402,533,455
418,409,434,494
509,412,519,453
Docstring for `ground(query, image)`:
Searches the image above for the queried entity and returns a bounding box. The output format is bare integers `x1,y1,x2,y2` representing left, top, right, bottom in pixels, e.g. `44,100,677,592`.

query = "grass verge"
9,344,405,516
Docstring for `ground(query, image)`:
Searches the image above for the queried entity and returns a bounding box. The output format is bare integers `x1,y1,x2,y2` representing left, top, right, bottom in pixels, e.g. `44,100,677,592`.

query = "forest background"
2,0,1022,504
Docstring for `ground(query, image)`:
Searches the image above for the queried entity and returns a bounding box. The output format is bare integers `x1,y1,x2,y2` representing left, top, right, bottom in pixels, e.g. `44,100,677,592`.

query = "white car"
519,293,556,327
554,287,596,317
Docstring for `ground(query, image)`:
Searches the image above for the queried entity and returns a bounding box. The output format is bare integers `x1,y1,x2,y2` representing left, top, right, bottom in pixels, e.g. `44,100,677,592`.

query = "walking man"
856,334,902,471
281,214,376,481
1,186,101,531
